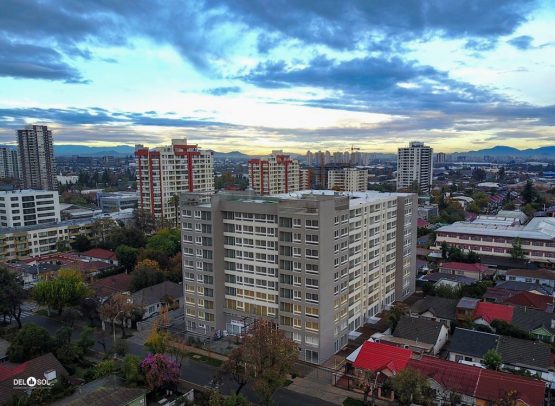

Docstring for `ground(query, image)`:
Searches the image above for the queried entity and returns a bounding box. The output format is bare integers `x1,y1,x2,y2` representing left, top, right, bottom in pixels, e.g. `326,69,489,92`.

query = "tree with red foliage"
140,353,180,392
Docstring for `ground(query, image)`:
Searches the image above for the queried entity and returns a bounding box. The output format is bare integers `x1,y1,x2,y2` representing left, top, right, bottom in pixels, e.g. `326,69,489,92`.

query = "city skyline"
0,1,554,154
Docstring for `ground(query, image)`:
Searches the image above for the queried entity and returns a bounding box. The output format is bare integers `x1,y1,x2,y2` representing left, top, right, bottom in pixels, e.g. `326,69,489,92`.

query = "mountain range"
51,144,555,159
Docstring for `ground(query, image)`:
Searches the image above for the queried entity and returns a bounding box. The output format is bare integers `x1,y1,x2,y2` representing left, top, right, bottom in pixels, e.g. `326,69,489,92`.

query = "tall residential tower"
17,125,57,190
397,141,433,194
248,151,300,195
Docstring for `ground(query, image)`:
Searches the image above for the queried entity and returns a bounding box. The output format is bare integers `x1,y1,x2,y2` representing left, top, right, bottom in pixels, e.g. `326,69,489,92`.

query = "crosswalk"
19,302,38,319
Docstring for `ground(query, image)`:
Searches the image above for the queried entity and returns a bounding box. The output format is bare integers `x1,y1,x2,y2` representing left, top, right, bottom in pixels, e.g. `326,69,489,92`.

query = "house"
506,268,555,289
91,273,132,303
448,328,499,365
410,296,458,327
52,375,147,406
511,306,555,343
390,316,449,355
495,280,553,296
473,302,513,326
455,297,480,321
448,328,552,384
419,272,475,288
439,261,492,281
504,291,554,312
483,287,516,303
0,353,68,404
409,356,546,406
131,280,183,320
3,262,59,289
348,341,412,377
78,248,119,266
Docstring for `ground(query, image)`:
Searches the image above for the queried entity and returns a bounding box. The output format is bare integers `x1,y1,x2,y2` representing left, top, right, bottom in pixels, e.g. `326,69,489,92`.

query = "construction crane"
347,144,360,166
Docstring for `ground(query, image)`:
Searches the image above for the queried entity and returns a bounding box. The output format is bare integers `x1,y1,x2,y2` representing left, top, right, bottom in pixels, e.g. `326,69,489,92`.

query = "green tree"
116,245,138,272
7,324,53,362
123,354,144,386
0,267,26,328
386,303,408,330
510,238,525,259
221,320,298,404
33,269,92,316
77,327,96,353
391,368,431,406
94,360,116,378
130,259,165,292
483,349,502,370
106,226,146,250
146,228,181,257
522,180,536,204
71,235,92,252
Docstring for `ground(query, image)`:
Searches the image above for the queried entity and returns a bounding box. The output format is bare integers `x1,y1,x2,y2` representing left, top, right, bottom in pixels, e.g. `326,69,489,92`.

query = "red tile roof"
409,356,546,406
80,248,116,260
440,262,488,273
504,291,554,311
474,301,514,324
353,342,412,374
91,273,132,297
417,218,429,228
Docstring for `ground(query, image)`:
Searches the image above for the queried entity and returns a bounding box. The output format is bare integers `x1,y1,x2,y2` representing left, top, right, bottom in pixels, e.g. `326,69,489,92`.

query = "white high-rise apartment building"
180,190,417,364
17,125,57,190
0,146,20,180
397,141,433,194
248,151,300,195
135,138,214,224
0,190,60,228
327,168,368,192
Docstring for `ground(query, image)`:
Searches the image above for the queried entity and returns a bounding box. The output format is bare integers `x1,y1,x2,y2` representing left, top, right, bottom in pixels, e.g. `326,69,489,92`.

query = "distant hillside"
54,145,135,156
212,150,251,159
454,145,555,158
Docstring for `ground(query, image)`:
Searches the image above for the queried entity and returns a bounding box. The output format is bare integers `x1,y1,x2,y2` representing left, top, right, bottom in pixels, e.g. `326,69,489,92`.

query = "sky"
0,0,554,154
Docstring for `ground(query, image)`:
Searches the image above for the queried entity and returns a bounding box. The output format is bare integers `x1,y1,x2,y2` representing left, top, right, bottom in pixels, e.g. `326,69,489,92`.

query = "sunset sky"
0,0,554,154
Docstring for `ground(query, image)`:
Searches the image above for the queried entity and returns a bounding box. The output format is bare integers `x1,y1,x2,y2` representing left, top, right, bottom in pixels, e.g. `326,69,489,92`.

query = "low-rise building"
390,316,449,355
132,281,183,320
410,296,458,327
506,268,555,288
439,261,492,281
97,191,138,212
0,189,60,228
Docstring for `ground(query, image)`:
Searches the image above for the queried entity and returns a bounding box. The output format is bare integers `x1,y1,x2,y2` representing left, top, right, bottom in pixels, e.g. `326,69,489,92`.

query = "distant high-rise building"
0,145,20,180
248,151,300,195
397,141,433,194
300,168,311,189
327,168,368,192
135,138,214,224
436,152,446,164
17,125,57,190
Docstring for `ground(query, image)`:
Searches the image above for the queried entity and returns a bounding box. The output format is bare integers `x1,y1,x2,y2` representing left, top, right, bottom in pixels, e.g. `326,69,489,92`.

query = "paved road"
22,313,335,405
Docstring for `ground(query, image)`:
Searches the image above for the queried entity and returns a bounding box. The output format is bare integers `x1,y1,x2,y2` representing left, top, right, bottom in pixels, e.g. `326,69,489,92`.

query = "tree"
145,317,169,354
522,180,536,204
483,349,502,370
77,327,95,353
130,259,165,292
441,242,449,259
116,245,139,272
33,269,91,316
80,297,100,326
165,253,183,282
7,324,53,362
146,229,181,257
92,218,118,246
71,235,92,252
472,168,487,182
386,303,408,330
391,368,431,406
510,237,525,260
221,320,298,405
357,370,378,406
140,353,180,392
106,226,146,250
99,292,137,339
134,209,157,234
94,360,116,378
490,320,531,340
0,267,26,328
123,354,144,386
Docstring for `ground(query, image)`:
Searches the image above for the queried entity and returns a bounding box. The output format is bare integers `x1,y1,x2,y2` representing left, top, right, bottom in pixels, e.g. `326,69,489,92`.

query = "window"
306,292,319,303
306,278,318,288
306,219,319,229
293,318,301,329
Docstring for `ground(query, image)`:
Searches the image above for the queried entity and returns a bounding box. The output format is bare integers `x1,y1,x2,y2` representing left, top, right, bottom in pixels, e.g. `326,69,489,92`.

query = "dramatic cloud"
507,35,535,50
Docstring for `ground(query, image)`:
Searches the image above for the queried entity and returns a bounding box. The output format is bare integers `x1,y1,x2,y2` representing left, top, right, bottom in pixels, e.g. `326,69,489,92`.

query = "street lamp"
113,310,124,344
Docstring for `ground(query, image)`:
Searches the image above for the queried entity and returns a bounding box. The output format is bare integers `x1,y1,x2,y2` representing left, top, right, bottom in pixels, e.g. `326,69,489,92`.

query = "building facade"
17,125,57,190
0,146,20,180
397,141,433,194
97,191,139,212
180,190,417,364
0,190,60,228
135,138,214,224
299,169,311,190
327,168,368,192
434,215,555,268
248,152,301,195
0,219,95,260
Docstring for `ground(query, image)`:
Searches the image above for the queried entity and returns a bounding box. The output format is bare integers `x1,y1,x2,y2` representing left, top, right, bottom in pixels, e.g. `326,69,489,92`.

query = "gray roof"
393,316,446,345
495,281,553,295
421,272,475,286
497,336,551,371
411,296,458,321
511,306,555,335
132,281,183,307
448,328,498,358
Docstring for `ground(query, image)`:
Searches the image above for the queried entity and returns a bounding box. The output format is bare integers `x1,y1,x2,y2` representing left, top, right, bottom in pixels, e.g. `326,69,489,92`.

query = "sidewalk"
286,378,363,405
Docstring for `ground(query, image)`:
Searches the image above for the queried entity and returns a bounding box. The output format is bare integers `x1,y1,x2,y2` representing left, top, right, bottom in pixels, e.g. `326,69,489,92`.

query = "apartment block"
327,168,368,192
300,169,311,190
0,190,60,228
0,146,20,180
397,141,433,194
435,214,555,268
135,138,214,224
97,191,139,212
0,219,95,260
17,125,57,190
180,190,417,364
248,152,300,195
